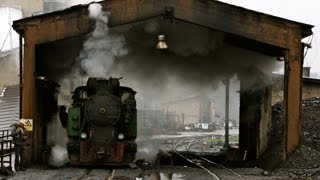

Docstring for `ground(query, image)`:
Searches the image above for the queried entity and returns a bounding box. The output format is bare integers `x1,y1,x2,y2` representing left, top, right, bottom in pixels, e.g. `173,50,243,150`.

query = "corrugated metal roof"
0,84,19,130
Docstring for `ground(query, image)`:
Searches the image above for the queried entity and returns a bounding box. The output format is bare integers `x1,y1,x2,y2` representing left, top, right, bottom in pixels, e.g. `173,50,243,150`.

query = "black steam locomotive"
60,77,137,165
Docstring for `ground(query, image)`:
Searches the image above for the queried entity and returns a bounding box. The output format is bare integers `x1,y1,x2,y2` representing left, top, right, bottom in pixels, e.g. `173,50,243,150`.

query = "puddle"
136,172,185,180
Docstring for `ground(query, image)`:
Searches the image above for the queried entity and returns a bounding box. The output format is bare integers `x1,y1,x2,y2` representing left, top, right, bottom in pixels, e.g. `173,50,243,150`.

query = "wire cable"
0,29,11,52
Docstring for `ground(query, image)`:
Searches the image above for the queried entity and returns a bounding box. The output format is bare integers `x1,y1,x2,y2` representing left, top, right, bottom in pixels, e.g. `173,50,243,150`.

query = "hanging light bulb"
156,35,168,50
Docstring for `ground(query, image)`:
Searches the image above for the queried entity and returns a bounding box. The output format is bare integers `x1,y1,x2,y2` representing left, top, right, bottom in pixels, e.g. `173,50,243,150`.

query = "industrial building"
10,0,313,166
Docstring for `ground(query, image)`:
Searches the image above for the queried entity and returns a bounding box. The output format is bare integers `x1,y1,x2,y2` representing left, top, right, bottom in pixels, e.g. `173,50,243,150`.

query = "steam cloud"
105,19,283,110
135,142,163,162
60,4,282,110
48,145,69,167
77,3,128,77
47,115,69,167
52,4,283,163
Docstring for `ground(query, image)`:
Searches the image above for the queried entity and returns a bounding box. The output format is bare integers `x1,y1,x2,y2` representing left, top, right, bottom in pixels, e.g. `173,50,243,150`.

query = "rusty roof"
13,0,313,38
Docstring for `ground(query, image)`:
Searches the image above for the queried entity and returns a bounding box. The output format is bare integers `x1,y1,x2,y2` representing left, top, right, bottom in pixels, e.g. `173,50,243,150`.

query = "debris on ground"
269,98,320,177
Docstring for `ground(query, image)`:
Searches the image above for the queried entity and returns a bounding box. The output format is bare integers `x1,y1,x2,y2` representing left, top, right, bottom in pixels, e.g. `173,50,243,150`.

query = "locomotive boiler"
60,77,137,165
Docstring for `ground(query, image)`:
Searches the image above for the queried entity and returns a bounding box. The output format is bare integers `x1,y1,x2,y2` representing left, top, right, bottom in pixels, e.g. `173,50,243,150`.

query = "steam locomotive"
60,77,137,165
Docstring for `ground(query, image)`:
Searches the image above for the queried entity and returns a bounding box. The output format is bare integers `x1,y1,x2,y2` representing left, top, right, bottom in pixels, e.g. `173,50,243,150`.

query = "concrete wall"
1,0,43,17
165,100,201,125
272,76,320,104
258,87,272,157
162,97,214,125
302,82,320,99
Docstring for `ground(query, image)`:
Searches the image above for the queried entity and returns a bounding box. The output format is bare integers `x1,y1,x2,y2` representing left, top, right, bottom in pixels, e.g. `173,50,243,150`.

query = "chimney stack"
303,67,311,78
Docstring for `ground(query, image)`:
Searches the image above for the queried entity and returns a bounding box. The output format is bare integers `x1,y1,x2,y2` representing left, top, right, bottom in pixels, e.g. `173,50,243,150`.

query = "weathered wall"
258,86,272,157
272,77,320,104
302,82,320,99
161,97,214,125
1,0,43,17
239,86,272,160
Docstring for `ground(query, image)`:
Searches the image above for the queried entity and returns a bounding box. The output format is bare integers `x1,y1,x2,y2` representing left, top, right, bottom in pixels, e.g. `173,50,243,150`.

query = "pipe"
223,78,230,148
19,34,22,119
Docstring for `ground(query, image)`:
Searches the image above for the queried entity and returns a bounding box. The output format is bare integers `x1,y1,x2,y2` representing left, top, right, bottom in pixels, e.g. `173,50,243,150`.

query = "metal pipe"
224,78,230,148
19,34,22,119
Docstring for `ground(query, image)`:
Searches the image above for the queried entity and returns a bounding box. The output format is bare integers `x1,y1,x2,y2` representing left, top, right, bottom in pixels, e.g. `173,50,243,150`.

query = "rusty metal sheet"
13,0,313,48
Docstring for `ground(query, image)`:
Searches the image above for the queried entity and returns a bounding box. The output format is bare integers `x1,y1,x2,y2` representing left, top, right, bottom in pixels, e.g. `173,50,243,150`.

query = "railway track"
174,138,221,180
76,168,116,180
174,138,242,180
77,169,91,180
186,139,242,178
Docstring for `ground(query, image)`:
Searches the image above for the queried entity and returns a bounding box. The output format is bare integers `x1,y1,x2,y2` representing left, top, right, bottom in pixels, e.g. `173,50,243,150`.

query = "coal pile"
270,98,320,175
280,105,320,170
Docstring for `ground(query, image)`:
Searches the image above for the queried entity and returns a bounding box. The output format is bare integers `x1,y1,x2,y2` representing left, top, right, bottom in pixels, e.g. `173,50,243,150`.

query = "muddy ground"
5,165,303,180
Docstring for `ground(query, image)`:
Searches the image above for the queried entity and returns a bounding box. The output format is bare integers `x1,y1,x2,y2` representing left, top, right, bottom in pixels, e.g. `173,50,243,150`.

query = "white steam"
48,145,69,167
45,11,284,164
104,19,283,110
47,115,69,167
136,142,164,162
78,3,128,77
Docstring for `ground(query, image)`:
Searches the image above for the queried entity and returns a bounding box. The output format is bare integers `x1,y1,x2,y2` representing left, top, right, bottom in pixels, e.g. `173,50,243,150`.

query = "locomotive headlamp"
118,133,124,140
81,132,87,139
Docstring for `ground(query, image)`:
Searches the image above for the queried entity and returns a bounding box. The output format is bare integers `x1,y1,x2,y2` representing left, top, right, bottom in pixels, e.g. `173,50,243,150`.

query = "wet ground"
4,165,295,180
137,129,239,141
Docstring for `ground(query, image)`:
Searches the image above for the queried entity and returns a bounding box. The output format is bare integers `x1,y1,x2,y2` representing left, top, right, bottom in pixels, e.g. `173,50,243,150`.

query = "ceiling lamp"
156,35,168,50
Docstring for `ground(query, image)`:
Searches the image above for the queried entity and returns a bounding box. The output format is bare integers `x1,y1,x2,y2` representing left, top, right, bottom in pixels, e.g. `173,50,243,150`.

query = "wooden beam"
14,0,163,44
283,29,303,160
13,0,310,49
22,26,37,161
167,0,290,49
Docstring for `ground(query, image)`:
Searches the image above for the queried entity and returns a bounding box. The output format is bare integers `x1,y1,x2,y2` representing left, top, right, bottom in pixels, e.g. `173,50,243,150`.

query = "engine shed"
12,0,313,165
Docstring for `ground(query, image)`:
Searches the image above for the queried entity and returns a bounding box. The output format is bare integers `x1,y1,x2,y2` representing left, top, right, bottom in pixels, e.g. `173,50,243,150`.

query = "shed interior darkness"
33,18,284,163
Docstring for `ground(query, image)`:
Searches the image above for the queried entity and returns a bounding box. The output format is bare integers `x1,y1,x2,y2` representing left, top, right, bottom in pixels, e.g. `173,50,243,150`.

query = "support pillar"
224,78,230,148
22,26,37,161
283,35,303,160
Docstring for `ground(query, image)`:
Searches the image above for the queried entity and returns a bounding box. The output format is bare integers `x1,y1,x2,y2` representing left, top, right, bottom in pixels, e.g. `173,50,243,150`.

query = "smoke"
101,19,283,110
136,141,164,162
48,145,69,167
48,5,283,163
55,5,282,111
47,114,69,167
77,3,128,77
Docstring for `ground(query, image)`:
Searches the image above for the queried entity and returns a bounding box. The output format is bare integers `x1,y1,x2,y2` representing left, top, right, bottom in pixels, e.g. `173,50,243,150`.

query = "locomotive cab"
61,77,137,165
